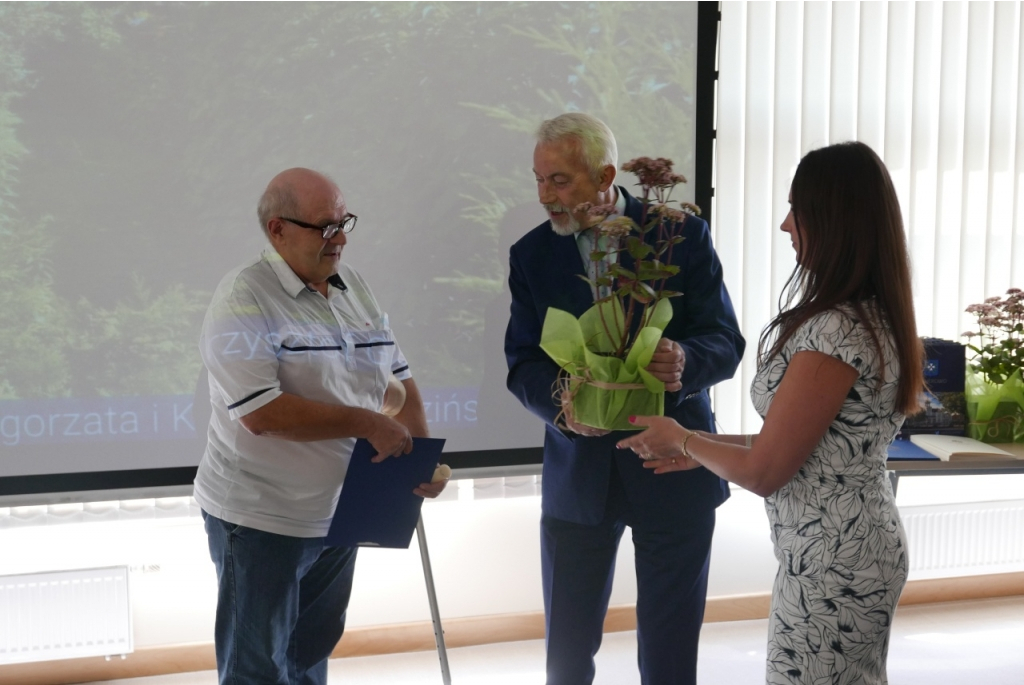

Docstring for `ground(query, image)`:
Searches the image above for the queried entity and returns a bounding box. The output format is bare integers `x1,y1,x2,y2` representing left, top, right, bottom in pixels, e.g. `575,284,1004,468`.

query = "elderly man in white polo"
194,167,447,684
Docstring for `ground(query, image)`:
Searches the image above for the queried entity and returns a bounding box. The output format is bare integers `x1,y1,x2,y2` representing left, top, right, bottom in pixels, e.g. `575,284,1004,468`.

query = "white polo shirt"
193,246,412,537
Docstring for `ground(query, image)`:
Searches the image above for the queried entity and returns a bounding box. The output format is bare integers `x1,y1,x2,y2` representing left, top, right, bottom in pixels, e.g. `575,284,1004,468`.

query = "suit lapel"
536,229,592,318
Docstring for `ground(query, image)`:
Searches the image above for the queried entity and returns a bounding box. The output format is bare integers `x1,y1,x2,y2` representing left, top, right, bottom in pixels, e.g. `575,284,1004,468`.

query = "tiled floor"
88,596,1024,685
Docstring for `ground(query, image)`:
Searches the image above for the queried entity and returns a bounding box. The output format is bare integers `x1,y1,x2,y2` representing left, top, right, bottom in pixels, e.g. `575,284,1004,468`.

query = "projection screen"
0,1,714,497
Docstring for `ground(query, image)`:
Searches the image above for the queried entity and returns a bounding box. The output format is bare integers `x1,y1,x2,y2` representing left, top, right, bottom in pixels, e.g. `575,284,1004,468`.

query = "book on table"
908,434,1017,461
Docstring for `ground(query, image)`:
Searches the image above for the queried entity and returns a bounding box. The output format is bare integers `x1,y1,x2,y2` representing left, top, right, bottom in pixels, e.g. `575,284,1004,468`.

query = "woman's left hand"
617,415,701,474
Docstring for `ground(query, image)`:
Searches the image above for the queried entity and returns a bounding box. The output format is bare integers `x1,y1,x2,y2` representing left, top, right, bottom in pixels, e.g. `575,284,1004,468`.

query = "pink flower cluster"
620,157,688,189
651,205,687,222
573,202,617,218
962,287,1024,385
964,288,1024,332
597,216,635,238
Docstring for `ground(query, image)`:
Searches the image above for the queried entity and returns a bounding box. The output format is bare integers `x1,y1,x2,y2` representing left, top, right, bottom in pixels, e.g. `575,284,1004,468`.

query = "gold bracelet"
680,430,697,460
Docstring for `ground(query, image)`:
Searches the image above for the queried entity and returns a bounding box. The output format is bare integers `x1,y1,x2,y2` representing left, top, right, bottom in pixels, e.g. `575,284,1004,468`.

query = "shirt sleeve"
200,277,283,421
391,342,412,381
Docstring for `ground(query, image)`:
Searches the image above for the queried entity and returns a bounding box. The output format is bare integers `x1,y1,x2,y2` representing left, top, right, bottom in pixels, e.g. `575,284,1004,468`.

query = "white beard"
546,205,581,236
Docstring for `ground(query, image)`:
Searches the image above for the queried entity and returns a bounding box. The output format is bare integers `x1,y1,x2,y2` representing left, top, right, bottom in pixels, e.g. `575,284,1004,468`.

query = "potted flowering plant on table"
540,157,697,431
962,288,1024,443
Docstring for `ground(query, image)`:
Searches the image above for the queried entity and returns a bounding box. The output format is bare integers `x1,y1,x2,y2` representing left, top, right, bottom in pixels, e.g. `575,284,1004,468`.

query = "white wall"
0,479,779,648
4,473,1021,650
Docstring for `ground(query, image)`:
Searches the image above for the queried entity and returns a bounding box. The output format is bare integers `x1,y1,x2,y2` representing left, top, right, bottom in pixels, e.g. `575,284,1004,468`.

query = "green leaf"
625,236,654,260
629,281,657,301
635,263,663,281
634,262,674,281
607,264,637,281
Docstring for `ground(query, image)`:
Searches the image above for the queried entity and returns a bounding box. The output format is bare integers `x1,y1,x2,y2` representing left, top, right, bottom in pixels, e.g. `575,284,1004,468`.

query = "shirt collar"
326,273,348,292
611,185,626,216
261,245,347,299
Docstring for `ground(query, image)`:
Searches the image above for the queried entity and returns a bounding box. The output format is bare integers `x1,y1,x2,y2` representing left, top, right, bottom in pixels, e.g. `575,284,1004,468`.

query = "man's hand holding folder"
363,421,447,498
375,373,450,499
366,414,414,462
416,464,452,499
327,437,449,548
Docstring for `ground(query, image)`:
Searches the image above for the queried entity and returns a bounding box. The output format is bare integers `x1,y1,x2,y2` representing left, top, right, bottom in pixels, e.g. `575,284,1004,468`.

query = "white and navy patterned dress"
751,306,908,685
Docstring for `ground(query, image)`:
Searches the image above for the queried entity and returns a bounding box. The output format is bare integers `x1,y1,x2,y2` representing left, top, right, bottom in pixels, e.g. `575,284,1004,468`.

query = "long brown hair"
757,142,923,414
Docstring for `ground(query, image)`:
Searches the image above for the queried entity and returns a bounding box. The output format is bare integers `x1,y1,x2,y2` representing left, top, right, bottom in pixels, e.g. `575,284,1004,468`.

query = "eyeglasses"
279,214,357,240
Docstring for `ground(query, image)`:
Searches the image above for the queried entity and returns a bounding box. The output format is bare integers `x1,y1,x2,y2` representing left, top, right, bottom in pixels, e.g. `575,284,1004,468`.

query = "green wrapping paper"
540,298,673,431
966,368,1024,443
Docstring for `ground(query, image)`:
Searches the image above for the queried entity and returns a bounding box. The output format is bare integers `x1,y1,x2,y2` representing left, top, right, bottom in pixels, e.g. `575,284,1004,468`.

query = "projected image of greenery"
0,2,697,408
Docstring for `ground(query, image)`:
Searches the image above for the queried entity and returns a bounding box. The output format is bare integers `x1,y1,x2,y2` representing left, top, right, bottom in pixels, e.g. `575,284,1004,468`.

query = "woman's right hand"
617,415,689,460
617,415,703,474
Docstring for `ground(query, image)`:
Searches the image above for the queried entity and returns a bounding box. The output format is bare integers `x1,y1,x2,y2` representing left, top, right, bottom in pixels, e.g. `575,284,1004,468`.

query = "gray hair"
256,184,302,236
535,113,618,181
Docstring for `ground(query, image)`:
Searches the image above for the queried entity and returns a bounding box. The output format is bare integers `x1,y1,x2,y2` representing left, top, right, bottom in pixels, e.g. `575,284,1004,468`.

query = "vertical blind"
713,1,1024,433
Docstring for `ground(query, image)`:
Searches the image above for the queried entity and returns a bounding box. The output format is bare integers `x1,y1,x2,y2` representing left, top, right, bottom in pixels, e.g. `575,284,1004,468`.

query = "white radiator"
0,566,132,665
902,500,1024,576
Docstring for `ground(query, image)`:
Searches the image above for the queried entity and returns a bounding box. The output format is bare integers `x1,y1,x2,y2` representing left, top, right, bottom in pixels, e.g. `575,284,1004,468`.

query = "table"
886,442,1024,495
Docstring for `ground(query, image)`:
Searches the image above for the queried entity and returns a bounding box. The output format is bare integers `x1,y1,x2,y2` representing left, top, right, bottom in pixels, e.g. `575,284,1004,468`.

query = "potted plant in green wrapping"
962,288,1024,443
540,157,698,431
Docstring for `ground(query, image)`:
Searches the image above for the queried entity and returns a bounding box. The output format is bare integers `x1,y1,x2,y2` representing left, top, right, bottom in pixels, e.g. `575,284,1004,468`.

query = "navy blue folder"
326,436,446,549
886,438,940,461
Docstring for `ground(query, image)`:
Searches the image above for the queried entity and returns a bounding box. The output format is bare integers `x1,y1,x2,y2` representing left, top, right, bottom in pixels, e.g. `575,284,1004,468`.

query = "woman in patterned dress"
618,141,924,685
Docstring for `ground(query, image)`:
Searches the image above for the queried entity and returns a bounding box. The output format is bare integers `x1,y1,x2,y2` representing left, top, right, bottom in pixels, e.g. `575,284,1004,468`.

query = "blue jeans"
202,511,358,685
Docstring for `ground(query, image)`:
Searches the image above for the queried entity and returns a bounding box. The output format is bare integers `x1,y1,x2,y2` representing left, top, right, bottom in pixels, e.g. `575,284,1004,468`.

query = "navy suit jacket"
505,186,745,525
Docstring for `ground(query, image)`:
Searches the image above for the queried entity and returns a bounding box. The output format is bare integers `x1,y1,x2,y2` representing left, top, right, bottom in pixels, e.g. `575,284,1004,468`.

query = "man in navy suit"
505,113,744,685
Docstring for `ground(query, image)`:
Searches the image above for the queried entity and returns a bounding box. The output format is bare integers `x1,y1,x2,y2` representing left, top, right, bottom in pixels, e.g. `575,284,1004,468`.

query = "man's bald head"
257,168,341,236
